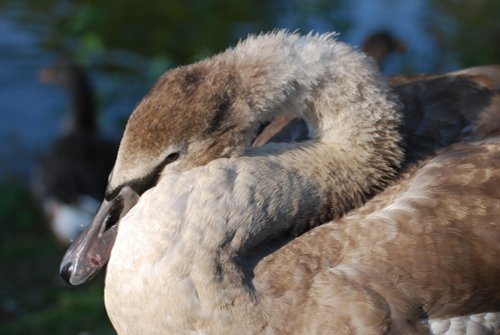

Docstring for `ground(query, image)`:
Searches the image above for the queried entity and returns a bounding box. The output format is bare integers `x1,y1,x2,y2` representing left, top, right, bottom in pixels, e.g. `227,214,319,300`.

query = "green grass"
0,179,115,335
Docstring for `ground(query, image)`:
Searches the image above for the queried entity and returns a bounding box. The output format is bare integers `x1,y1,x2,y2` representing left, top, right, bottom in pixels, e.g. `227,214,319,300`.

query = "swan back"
251,138,500,334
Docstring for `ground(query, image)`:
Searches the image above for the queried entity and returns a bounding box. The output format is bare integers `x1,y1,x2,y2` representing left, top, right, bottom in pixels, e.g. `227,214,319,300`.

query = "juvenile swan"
60,32,500,334
61,31,402,284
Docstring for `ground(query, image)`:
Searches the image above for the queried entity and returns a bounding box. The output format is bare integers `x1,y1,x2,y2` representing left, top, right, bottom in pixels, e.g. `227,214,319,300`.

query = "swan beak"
59,186,139,285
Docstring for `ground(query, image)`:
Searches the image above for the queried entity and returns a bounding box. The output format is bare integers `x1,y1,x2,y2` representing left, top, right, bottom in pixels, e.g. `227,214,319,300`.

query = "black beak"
60,186,139,285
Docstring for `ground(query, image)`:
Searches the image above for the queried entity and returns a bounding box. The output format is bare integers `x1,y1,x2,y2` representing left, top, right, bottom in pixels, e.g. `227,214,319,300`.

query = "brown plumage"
251,65,500,334
393,66,500,163
253,137,500,334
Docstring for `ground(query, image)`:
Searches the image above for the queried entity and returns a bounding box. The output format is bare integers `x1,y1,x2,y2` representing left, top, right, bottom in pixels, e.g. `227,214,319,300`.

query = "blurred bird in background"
361,30,406,68
32,59,118,245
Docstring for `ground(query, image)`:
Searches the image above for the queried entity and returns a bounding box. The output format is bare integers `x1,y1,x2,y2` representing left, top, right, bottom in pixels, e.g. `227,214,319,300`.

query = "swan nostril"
90,256,100,266
60,262,73,285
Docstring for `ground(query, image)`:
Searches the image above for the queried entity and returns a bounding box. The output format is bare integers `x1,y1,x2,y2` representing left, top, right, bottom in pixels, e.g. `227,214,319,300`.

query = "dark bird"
33,58,118,245
362,30,406,68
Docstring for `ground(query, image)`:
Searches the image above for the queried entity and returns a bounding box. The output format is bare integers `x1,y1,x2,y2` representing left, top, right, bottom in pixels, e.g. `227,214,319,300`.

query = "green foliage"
34,0,277,65
12,0,348,68
432,0,500,66
0,180,114,335
8,0,498,69
2,285,113,335
0,179,38,232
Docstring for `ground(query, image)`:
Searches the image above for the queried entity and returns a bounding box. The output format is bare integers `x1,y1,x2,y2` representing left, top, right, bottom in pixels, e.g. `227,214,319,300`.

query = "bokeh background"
0,0,499,334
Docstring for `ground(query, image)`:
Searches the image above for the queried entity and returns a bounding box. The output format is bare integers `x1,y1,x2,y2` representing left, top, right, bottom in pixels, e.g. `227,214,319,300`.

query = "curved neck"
231,35,399,136
231,34,403,222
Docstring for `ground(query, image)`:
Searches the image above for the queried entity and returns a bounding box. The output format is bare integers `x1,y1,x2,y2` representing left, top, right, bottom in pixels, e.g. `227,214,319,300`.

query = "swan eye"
165,152,180,164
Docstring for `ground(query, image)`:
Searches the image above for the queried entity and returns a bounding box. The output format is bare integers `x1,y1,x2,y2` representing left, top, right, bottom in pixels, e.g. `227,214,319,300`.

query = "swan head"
60,60,267,285
110,64,256,187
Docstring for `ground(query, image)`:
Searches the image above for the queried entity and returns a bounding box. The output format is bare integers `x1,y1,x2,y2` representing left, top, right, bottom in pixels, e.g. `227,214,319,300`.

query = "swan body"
253,138,500,334
59,32,500,334
106,136,500,335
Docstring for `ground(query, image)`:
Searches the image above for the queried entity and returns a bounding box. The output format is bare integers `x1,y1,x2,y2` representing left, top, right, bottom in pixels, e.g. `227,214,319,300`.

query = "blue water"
0,0,453,179
345,0,457,75
0,8,149,178
0,9,60,175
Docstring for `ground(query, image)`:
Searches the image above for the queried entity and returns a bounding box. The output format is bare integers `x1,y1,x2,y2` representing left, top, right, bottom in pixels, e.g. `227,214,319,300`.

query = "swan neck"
66,70,97,134
230,35,402,154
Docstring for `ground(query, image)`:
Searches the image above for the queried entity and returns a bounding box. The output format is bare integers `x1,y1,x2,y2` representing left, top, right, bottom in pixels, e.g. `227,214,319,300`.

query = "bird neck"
230,34,404,218
65,69,97,134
